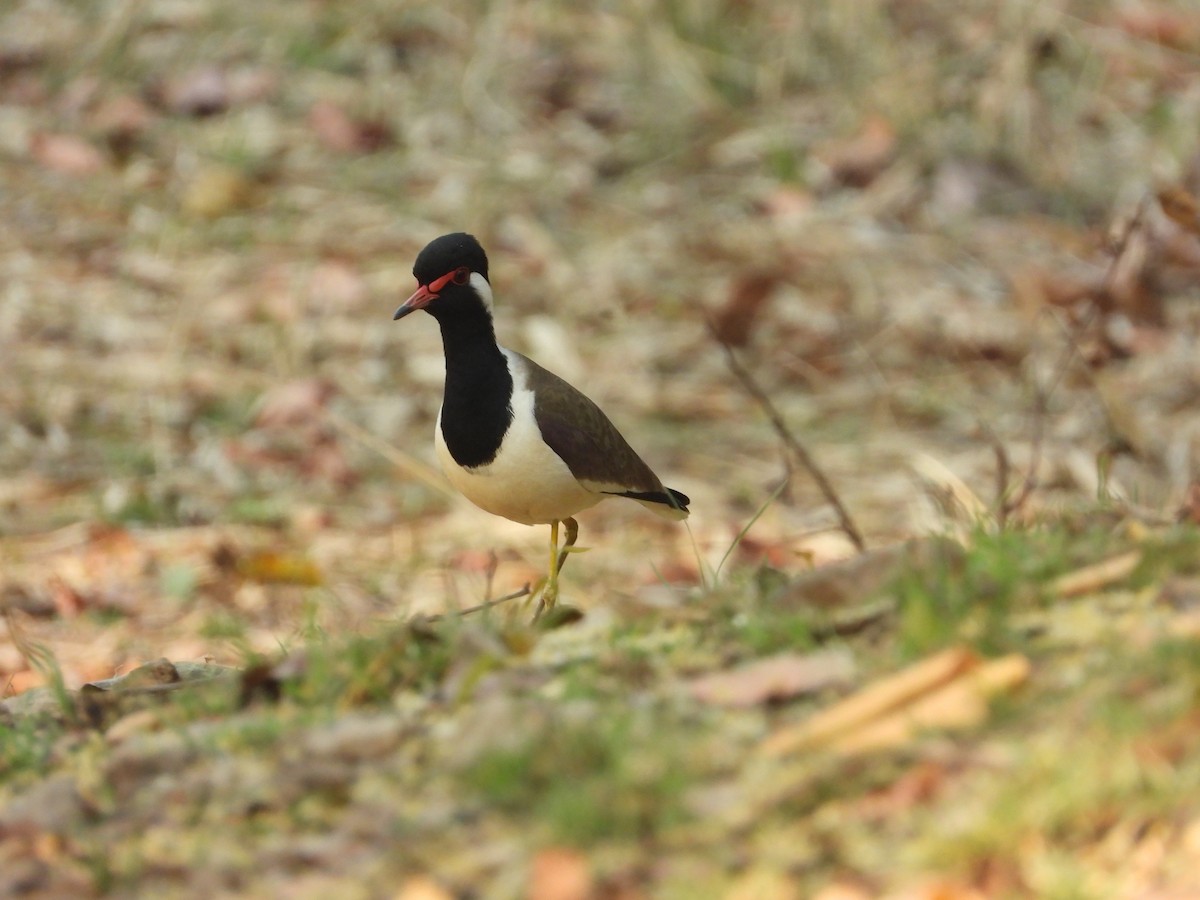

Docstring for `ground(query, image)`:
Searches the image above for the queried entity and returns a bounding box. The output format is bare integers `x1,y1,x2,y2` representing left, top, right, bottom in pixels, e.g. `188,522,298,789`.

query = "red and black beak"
393,270,458,320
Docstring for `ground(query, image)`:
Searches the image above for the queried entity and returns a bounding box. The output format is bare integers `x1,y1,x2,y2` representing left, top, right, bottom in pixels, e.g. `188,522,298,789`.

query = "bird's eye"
452,267,470,285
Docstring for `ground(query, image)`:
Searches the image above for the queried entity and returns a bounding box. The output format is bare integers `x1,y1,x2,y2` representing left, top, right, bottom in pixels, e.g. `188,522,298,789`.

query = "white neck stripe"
470,272,494,314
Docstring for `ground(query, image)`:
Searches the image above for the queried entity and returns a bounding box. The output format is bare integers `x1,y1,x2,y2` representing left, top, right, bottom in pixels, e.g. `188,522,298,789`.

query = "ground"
2,1,1200,897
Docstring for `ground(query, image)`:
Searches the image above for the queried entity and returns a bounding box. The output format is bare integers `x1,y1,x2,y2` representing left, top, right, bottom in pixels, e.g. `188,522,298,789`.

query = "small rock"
0,773,85,832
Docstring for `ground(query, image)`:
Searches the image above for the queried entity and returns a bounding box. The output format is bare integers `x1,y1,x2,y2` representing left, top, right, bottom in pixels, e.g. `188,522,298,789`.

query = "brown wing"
521,354,665,495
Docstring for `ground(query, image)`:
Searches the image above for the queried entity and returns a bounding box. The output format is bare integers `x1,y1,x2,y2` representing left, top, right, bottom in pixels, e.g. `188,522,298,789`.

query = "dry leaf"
182,166,258,218
394,875,455,900
1178,483,1200,525
1106,204,1164,326
829,654,1031,754
1157,185,1200,238
308,100,359,153
710,272,781,347
46,525,150,617
529,848,591,900
817,115,897,188
30,132,105,176
48,576,86,618
1051,551,1142,598
760,646,976,757
254,378,337,429
854,760,948,821
304,433,358,486
309,100,393,154
1009,264,1105,319
911,453,990,525
91,94,154,137
1115,5,1200,50
236,551,322,586
688,649,855,708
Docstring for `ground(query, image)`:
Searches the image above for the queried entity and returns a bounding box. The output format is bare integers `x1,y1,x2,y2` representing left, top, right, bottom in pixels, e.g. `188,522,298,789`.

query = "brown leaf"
309,100,393,154
529,847,592,900
1009,264,1106,318
1107,209,1165,327
91,94,154,137
92,94,155,160
254,378,337,429
48,576,86,618
1115,5,1200,50
304,433,358,486
308,100,358,152
1157,185,1200,238
688,649,855,708
236,550,322,586
1178,482,1200,525
710,272,781,347
29,132,106,176
47,525,150,617
854,760,948,821
817,115,897,188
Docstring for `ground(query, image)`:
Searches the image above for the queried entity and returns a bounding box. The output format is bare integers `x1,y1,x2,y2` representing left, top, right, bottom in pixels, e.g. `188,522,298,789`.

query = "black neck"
428,297,513,468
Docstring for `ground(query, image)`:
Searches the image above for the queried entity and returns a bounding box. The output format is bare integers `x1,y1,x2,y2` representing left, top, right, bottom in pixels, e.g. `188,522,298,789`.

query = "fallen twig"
707,319,867,553
976,303,1098,527
418,583,532,623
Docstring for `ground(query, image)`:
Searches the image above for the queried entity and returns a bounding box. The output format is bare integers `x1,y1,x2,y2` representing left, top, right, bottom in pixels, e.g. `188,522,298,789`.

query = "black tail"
610,487,690,520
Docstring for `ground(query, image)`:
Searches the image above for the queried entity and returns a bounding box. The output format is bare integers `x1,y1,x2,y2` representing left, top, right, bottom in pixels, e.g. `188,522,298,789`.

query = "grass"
464,708,691,843
5,517,1200,894
0,714,66,783
916,632,1200,895
3,0,1200,894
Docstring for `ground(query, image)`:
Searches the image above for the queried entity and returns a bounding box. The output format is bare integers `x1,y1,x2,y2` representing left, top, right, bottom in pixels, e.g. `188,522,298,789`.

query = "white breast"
434,348,603,526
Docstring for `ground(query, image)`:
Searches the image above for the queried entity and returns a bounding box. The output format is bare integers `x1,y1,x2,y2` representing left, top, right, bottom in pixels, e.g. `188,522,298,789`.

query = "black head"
414,232,488,285
394,233,491,321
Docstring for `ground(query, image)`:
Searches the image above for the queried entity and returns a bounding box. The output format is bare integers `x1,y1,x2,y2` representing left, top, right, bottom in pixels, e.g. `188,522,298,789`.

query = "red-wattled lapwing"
394,233,690,617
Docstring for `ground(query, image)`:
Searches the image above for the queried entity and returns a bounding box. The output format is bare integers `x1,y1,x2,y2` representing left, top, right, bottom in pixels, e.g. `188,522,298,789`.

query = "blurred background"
1,0,1199,680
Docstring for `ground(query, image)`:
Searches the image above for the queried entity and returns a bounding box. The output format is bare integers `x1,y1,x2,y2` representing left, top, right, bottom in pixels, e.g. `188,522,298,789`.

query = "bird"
393,232,690,618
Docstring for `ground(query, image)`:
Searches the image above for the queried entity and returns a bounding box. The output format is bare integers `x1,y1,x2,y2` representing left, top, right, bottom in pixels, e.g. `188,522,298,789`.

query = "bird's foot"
532,577,559,623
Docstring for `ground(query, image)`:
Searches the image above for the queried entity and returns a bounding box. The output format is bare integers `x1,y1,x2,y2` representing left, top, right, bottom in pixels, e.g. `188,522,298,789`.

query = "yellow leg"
533,517,580,622
556,517,579,578
534,520,561,622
